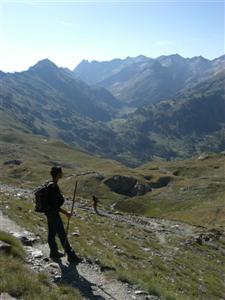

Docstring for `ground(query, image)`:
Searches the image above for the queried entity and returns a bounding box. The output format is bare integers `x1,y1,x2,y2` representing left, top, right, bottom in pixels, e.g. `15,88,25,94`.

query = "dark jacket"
45,181,64,213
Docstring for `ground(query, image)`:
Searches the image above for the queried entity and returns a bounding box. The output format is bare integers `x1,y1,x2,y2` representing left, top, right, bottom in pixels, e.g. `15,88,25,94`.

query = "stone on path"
31,249,43,258
135,290,148,295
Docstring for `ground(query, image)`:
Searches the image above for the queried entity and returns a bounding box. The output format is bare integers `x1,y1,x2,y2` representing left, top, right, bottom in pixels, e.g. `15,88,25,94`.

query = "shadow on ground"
55,259,117,300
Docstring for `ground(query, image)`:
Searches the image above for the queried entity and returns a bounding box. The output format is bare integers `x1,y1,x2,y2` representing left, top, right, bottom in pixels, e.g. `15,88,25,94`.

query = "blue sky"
0,0,224,72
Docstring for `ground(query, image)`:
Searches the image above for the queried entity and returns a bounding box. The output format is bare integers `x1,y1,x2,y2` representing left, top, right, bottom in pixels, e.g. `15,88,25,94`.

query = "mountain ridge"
73,53,225,106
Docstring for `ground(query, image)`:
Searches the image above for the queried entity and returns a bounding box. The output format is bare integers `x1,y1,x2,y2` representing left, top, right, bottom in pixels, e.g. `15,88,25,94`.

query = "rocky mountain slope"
111,70,225,164
0,60,121,154
73,55,149,86
74,54,225,106
0,56,224,165
0,59,121,123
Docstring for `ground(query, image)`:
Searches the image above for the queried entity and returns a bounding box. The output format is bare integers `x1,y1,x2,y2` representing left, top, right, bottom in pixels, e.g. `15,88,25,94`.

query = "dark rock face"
103,175,152,197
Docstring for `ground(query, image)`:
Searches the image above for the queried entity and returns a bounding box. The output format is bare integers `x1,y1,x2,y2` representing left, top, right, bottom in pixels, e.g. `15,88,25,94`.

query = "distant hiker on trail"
92,195,100,215
44,166,82,263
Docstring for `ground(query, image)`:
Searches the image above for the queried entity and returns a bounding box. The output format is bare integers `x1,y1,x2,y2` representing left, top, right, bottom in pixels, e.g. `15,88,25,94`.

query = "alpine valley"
1,54,224,166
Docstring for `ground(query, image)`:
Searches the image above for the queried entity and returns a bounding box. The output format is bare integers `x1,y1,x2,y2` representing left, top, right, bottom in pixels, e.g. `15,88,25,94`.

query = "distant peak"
156,54,187,67
125,55,148,59
124,55,149,64
157,53,185,60
80,59,90,64
30,58,59,70
213,54,225,62
73,59,92,72
172,53,183,58
137,55,148,59
189,55,209,62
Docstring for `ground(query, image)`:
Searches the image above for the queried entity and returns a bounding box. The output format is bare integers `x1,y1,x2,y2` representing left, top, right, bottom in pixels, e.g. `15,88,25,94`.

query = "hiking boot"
50,250,64,259
67,251,82,264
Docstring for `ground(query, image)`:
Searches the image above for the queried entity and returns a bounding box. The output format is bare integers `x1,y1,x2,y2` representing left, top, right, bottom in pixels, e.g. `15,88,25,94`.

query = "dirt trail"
0,182,205,250
74,204,203,247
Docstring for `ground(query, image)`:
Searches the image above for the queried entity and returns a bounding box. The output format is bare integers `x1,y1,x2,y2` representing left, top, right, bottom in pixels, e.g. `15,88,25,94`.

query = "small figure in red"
92,195,100,215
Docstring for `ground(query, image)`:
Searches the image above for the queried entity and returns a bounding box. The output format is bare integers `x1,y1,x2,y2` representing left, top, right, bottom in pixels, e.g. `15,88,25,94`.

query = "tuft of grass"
0,230,25,259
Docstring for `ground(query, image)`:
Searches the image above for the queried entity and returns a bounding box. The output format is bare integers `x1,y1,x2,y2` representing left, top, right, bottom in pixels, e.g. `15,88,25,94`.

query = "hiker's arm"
60,208,72,217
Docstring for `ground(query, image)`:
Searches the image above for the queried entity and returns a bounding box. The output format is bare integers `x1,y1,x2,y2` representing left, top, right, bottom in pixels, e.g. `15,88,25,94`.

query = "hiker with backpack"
35,166,82,263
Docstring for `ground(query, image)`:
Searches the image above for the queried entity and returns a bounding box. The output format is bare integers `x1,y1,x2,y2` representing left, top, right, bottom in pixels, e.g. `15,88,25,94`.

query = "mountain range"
74,54,225,107
0,54,224,166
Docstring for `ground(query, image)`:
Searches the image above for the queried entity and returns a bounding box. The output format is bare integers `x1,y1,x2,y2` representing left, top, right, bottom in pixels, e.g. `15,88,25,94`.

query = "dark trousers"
45,212,72,254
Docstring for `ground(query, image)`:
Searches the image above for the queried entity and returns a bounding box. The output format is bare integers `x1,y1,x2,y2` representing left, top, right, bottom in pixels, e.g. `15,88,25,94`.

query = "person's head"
50,166,63,181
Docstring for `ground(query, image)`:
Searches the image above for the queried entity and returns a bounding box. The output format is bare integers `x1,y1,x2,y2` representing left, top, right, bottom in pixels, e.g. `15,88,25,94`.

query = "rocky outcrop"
103,175,152,197
103,175,171,197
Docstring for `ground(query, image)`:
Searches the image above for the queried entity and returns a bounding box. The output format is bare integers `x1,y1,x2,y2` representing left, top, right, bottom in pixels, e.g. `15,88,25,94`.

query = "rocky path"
74,204,204,247
0,182,206,250
0,182,202,243
0,183,159,300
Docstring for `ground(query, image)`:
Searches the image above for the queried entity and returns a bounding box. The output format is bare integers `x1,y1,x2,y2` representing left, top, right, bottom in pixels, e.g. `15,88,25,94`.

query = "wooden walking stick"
64,180,78,254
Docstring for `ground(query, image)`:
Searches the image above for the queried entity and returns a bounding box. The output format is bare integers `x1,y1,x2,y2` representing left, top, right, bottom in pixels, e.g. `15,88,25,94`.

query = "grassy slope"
123,154,225,227
1,193,225,300
1,120,225,299
0,114,224,228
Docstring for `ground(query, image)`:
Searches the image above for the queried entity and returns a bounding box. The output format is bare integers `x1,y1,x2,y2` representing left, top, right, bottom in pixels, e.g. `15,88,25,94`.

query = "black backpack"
34,181,54,213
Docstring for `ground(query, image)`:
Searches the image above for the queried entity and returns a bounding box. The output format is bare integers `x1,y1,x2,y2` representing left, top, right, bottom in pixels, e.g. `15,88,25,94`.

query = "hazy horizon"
0,52,224,74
